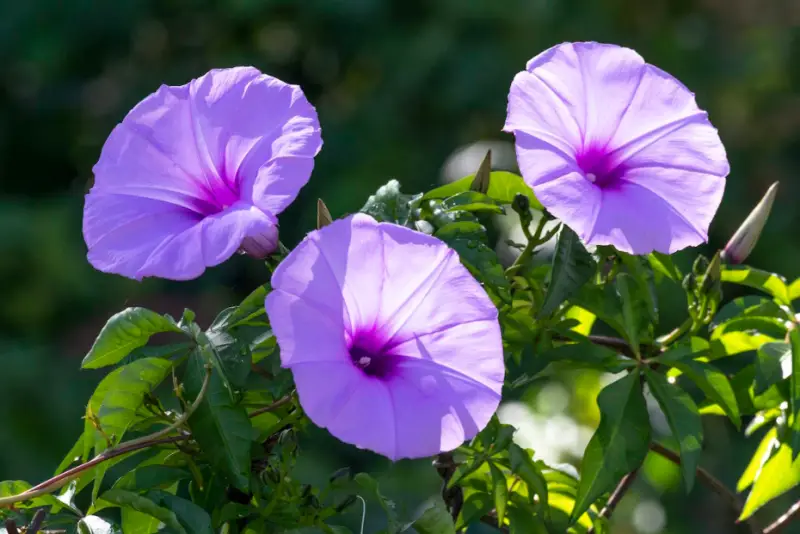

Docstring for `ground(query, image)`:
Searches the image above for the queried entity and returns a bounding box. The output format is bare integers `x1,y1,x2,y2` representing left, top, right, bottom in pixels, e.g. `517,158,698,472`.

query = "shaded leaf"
435,222,509,292
147,490,214,534
81,308,182,369
455,491,493,531
508,444,548,506
98,489,186,534
412,500,456,534
648,252,681,282
754,342,790,395
540,226,596,318
185,353,252,492
113,465,191,492
360,180,418,224
571,372,651,522
489,462,508,525
790,329,800,458
643,370,703,491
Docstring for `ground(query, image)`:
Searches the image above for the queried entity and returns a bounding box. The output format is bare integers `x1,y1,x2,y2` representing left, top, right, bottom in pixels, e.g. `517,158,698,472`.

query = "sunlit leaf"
442,191,504,214
789,278,800,302
81,308,183,369
571,372,650,523
489,462,509,525
98,489,186,534
721,266,790,305
737,427,778,492
754,342,790,395
0,480,62,509
360,179,418,224
411,500,456,534
648,252,681,282
424,171,543,210
740,442,800,520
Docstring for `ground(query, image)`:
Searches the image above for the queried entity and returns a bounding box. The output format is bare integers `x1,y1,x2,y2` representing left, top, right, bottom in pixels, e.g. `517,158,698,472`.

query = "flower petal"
531,172,602,243
83,193,199,280
585,181,710,254
266,291,349,366
290,362,397,457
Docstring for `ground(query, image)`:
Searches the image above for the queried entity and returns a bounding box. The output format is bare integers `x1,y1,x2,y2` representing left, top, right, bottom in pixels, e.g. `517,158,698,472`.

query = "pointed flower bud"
317,198,333,229
469,150,492,194
722,182,778,264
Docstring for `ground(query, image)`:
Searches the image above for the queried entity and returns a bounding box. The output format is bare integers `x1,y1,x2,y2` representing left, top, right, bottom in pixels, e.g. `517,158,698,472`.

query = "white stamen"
586,173,597,183
358,356,371,367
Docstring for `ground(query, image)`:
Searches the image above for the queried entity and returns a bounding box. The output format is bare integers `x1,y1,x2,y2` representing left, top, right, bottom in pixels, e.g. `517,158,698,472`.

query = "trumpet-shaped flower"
84,67,322,280
265,214,504,460
505,42,729,254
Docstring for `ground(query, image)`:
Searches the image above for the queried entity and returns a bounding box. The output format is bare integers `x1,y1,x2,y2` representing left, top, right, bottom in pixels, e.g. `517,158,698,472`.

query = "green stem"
0,367,213,508
505,215,548,278
248,394,294,418
656,318,693,347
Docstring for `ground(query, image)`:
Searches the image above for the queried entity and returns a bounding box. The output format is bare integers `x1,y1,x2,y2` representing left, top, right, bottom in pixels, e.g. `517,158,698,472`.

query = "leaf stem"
0,367,213,508
656,318,693,347
587,469,639,534
649,442,759,534
763,499,800,533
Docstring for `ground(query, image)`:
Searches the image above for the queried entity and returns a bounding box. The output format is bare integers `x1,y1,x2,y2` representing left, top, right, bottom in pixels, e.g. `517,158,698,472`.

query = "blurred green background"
0,1,798,532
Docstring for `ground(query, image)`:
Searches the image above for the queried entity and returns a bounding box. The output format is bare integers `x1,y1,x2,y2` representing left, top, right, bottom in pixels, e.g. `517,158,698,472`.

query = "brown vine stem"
586,469,639,534
763,499,800,533
248,394,293,418
0,367,213,508
649,442,760,534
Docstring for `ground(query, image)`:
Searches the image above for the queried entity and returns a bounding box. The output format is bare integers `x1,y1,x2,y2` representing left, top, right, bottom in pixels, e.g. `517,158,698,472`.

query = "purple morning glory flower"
83,67,322,280
504,42,729,254
265,214,504,460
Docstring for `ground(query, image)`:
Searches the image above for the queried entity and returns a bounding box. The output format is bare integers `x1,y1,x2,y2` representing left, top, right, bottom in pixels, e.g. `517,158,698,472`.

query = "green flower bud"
721,182,778,265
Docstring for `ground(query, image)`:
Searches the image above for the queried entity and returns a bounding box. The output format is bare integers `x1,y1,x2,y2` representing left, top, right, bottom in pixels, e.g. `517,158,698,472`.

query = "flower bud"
512,193,531,216
241,231,279,259
721,182,778,265
469,150,492,194
317,198,333,229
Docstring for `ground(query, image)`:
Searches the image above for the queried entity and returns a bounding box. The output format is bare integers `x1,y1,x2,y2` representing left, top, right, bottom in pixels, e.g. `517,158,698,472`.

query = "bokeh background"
0,1,798,532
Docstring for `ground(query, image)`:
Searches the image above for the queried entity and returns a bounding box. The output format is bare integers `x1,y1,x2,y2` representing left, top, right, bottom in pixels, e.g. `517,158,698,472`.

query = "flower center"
349,339,396,380
576,145,625,189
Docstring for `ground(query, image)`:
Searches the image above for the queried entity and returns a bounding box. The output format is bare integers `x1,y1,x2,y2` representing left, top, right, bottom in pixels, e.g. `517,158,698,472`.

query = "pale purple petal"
85,67,321,280
266,214,504,459
506,41,729,255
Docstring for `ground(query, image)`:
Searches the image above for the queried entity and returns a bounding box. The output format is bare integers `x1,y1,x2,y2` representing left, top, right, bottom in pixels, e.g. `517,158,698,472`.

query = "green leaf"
539,341,633,373
737,427,777,492
360,179,418,224
184,353,252,492
435,222,509,292
442,191,504,214
85,357,174,453
754,342,790,394
55,433,85,475
424,171,543,209
508,444,548,506
616,273,647,356
455,491,493,531
789,278,800,302
412,501,456,534
354,473,400,532
740,442,800,520
113,465,191,492
146,490,214,534
571,284,627,338
81,308,183,369
207,330,251,390
643,370,703,491
571,372,651,523
98,489,186,534
78,515,121,534
619,254,659,324
721,266,791,305
539,226,596,317
0,480,62,509
121,508,160,534
659,345,740,429
711,296,785,330
648,252,681,282
790,329,800,458
488,462,508,526
215,284,270,330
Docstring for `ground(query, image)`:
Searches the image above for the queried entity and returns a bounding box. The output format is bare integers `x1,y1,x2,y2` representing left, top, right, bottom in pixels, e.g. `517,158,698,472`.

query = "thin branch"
0,367,213,508
587,470,639,534
248,394,293,418
763,499,800,534
649,442,759,534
